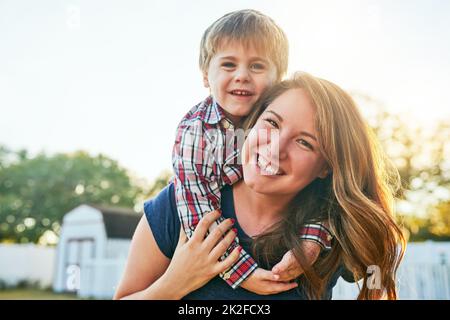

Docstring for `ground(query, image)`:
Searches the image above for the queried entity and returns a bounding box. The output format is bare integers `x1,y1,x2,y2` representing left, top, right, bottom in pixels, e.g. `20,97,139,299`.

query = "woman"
114,72,406,300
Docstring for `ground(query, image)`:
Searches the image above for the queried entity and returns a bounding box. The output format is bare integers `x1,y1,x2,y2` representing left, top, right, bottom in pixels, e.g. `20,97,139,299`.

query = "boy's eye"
297,139,314,151
222,62,236,68
251,63,266,71
264,118,278,128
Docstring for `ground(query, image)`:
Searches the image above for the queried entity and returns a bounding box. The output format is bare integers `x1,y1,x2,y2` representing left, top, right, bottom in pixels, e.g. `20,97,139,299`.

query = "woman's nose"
261,129,287,163
272,132,288,161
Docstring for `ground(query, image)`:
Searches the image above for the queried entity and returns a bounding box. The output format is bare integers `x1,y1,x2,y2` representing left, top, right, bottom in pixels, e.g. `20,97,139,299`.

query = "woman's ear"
318,166,330,179
203,72,210,88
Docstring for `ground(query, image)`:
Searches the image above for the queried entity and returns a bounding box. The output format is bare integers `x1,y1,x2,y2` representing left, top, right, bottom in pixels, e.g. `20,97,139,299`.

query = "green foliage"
354,93,450,192
145,170,173,199
0,148,143,244
353,93,450,241
400,207,450,242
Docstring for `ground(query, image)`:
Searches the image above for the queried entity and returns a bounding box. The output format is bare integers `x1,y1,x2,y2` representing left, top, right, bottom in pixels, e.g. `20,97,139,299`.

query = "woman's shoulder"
143,183,180,258
142,183,235,259
144,183,176,214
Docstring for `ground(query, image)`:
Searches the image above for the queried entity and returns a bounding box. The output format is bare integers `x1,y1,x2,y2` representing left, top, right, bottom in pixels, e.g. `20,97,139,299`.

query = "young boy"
172,9,332,291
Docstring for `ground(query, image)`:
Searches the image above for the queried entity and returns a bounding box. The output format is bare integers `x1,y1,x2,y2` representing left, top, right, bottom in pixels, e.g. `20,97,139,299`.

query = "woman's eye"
264,118,278,128
297,139,314,150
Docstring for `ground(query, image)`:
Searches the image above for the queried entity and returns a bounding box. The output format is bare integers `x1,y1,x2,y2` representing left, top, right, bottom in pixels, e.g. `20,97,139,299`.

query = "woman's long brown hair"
242,72,406,299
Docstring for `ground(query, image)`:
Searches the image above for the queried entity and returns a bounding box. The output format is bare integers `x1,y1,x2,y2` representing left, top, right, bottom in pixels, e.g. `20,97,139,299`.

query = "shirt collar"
202,96,227,125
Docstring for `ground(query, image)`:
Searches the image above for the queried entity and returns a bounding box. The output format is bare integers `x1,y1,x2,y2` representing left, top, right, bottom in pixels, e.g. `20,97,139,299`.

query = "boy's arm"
271,222,333,280
299,222,333,250
173,122,258,289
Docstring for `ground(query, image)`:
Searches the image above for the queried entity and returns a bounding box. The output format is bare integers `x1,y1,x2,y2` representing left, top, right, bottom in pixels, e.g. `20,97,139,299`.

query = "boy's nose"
234,67,250,83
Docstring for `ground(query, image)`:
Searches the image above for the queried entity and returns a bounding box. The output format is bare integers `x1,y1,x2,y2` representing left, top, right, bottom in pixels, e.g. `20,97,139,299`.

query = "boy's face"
203,40,277,125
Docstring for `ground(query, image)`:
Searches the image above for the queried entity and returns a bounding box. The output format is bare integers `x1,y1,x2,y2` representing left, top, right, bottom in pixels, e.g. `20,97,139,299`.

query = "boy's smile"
203,40,277,125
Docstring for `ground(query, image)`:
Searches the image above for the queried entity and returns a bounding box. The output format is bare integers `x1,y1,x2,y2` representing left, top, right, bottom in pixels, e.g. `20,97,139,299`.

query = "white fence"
333,241,450,299
2,242,450,299
78,258,126,299
0,244,55,288
332,263,450,299
78,255,450,300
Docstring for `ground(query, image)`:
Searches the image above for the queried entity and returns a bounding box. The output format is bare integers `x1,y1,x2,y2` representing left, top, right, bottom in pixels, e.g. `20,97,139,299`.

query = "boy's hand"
271,241,321,281
240,268,298,295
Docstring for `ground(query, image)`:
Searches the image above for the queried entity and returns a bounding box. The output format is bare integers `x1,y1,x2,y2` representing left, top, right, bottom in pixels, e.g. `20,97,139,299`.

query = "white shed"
53,204,141,297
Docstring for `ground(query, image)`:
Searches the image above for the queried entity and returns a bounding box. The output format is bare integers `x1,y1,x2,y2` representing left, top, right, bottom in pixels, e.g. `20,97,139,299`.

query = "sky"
1,0,449,183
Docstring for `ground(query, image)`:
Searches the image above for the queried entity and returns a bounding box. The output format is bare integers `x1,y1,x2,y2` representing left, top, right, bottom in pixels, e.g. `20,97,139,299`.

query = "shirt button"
221,119,233,129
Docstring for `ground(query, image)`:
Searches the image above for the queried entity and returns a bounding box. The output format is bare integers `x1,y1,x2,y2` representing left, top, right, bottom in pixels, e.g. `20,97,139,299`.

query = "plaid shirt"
172,96,333,289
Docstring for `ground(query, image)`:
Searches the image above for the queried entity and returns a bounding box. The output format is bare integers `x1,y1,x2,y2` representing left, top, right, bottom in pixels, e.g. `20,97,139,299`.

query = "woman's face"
242,88,329,197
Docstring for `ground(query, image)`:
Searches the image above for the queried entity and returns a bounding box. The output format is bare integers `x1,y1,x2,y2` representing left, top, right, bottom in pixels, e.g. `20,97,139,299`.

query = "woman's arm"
113,210,240,300
113,215,171,299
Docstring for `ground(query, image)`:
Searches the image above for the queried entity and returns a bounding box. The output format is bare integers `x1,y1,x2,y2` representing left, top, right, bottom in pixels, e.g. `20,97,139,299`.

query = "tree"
428,200,450,239
0,147,143,244
145,170,173,199
353,93,450,241
353,93,449,191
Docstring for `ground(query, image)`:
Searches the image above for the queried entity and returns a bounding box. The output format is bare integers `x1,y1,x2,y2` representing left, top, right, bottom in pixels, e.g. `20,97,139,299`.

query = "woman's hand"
240,268,299,295
159,210,241,299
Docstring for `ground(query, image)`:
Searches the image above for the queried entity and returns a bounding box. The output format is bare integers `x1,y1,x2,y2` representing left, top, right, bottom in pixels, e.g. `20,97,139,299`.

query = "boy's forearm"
300,222,333,250
173,176,221,237
173,145,259,289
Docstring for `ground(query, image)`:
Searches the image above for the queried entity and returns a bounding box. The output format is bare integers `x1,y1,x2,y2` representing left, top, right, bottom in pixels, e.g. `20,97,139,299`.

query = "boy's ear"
203,72,210,88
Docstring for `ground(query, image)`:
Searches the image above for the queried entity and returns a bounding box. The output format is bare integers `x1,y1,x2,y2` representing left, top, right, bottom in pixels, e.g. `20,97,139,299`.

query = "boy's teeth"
232,90,251,96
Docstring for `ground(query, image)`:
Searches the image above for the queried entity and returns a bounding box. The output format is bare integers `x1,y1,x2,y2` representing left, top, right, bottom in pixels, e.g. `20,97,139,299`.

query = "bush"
15,279,42,289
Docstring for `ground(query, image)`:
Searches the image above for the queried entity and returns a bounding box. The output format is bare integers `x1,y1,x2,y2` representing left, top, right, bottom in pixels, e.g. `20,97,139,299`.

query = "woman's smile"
256,153,284,176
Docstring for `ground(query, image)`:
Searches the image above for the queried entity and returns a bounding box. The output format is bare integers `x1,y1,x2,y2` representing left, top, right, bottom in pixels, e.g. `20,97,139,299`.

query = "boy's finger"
272,251,295,274
257,268,280,281
275,269,299,282
272,260,289,274
270,281,298,293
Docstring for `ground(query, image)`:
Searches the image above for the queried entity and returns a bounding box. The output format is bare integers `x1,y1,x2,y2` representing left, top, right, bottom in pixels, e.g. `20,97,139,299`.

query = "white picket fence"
2,242,450,299
332,263,450,299
77,258,126,299
332,241,450,299
0,244,55,288
77,258,450,300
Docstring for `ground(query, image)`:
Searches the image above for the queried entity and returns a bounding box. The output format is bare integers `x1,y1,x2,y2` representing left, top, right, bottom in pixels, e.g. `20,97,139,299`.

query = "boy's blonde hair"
199,9,289,82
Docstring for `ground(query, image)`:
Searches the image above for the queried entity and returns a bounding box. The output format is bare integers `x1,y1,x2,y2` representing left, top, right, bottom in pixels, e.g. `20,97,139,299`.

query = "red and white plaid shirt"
172,96,332,289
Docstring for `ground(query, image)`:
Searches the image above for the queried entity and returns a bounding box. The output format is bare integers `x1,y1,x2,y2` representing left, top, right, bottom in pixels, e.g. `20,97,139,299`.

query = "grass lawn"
0,289,84,300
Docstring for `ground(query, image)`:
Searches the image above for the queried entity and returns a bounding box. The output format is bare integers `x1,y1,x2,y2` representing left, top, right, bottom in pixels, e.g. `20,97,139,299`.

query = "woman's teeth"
257,156,279,175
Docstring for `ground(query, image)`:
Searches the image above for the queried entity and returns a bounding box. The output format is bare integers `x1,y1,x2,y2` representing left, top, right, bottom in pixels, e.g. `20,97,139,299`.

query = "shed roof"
90,204,141,239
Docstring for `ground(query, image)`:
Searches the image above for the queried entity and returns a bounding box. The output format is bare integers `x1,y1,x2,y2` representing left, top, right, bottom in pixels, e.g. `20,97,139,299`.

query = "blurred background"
1,0,449,299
